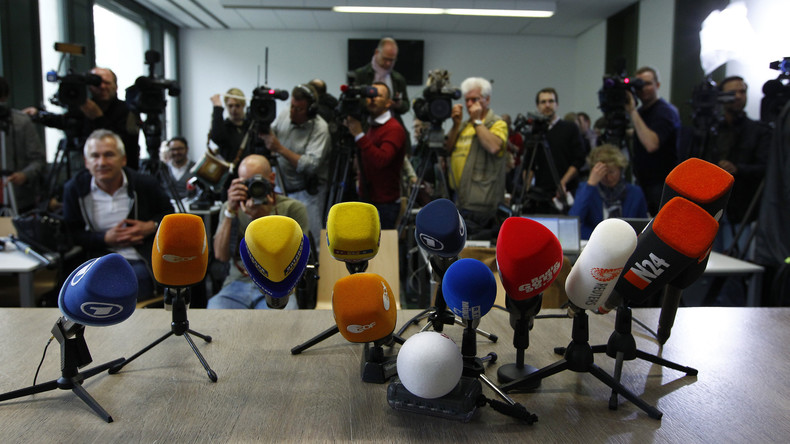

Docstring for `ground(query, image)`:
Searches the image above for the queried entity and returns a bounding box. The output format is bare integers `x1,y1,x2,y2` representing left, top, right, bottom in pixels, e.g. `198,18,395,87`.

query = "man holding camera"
626,66,680,215
531,87,586,212
343,82,407,229
702,76,770,255
208,154,308,309
261,84,331,244
444,77,508,237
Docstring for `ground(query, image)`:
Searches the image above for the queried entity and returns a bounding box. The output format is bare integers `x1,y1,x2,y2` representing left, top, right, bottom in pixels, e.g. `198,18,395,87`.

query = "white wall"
636,0,675,101
179,28,604,160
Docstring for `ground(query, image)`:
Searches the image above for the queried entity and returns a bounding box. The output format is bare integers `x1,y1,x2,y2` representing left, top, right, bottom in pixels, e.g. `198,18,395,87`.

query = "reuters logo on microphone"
590,267,622,282
347,322,376,334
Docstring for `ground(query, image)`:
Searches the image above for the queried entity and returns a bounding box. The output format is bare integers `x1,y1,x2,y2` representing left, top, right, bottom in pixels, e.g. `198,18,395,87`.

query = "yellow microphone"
326,202,380,265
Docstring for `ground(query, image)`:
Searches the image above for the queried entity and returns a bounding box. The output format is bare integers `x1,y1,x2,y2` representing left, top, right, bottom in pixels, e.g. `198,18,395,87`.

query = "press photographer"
261,83,331,243
208,154,308,309
343,82,406,229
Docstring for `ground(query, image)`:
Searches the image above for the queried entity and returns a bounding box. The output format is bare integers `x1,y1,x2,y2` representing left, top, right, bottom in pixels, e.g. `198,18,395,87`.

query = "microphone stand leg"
183,333,218,382
291,325,340,355
453,318,498,342
71,383,113,423
608,351,625,410
634,350,698,375
109,331,174,374
186,328,213,343
588,364,662,420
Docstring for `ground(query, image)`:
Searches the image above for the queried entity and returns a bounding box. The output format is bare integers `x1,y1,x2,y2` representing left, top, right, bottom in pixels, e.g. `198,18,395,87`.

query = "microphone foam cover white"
565,218,637,310
396,331,463,399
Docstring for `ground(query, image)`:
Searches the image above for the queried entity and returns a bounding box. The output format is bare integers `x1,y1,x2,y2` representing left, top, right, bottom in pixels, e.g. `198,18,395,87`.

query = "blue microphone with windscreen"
58,253,138,327
442,258,497,324
415,198,467,259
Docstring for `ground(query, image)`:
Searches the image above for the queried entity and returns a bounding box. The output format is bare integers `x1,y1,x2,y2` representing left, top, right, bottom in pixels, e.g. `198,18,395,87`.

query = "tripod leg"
453,318,498,342
80,358,125,379
109,331,174,374
554,344,607,355
588,363,662,420
290,325,340,355
0,378,59,401
71,383,113,423
500,359,569,393
186,329,213,343
183,333,218,382
634,350,698,375
478,373,516,406
608,351,625,409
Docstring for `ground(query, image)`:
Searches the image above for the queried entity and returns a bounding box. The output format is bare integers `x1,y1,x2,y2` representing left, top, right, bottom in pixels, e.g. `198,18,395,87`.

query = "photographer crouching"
208,154,309,309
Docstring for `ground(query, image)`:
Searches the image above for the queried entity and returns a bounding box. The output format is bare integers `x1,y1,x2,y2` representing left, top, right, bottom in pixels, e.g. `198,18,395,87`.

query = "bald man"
209,155,309,309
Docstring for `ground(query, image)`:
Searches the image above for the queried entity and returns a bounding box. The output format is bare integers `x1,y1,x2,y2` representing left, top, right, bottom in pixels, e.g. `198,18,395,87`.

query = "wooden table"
0,307,788,442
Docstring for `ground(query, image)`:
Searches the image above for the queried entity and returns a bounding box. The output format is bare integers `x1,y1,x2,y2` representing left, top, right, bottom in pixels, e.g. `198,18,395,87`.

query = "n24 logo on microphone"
624,253,670,290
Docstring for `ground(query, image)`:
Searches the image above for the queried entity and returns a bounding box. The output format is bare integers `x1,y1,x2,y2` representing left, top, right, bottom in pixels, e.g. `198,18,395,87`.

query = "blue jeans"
129,260,154,302
207,279,299,309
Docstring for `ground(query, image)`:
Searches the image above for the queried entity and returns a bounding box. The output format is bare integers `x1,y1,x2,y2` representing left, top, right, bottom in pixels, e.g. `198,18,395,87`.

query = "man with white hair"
444,77,508,236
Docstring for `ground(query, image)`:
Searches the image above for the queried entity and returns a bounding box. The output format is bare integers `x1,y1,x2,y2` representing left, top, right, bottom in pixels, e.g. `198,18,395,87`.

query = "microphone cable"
33,335,55,386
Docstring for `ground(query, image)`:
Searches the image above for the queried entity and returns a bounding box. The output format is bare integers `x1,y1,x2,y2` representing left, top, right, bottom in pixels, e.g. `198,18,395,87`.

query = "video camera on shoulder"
125,50,180,115
336,79,378,121
245,174,274,205
413,69,461,126
761,57,790,124
598,73,644,114
249,86,289,132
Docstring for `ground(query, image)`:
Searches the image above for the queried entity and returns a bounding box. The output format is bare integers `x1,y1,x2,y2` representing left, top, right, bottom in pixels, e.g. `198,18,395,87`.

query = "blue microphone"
415,198,467,259
442,258,497,323
57,253,137,327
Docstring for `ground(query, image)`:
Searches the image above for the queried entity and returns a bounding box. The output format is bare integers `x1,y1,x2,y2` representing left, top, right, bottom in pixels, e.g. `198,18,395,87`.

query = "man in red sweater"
344,82,407,229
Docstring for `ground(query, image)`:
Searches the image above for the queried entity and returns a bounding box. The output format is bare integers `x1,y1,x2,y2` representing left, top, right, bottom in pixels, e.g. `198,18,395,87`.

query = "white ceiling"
132,0,637,37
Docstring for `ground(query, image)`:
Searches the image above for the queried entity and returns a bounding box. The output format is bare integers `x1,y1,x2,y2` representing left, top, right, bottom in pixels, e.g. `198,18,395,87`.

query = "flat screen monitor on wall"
347,39,425,86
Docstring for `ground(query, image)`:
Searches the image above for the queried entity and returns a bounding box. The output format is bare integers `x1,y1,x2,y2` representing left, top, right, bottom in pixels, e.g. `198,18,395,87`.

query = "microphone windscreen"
496,217,563,300
414,198,466,258
326,202,381,262
396,331,463,399
151,213,209,287
660,158,734,218
332,273,396,343
615,197,718,304
442,258,496,320
565,218,637,311
58,254,137,327
240,215,310,298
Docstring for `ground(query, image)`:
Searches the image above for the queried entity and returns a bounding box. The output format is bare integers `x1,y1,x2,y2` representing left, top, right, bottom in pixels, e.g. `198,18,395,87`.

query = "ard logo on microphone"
418,233,444,251
79,302,125,319
624,253,670,290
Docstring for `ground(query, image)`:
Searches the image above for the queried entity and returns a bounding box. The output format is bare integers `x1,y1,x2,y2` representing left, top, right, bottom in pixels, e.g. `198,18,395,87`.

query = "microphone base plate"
496,363,541,389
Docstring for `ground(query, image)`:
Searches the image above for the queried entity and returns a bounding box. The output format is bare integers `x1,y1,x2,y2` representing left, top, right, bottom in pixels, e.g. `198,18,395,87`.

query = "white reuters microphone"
565,218,637,311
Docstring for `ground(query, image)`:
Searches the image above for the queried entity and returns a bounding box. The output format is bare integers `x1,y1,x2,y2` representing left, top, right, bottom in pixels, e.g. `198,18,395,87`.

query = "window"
37,0,65,162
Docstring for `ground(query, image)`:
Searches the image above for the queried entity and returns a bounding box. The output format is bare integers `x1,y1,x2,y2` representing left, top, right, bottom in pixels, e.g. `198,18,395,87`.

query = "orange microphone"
333,273,397,344
151,213,209,288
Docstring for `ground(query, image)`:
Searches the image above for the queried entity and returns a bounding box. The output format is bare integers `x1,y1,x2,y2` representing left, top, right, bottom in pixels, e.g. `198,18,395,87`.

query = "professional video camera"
125,50,180,115
513,112,550,137
760,57,790,124
336,84,378,121
248,85,289,132
245,174,274,205
412,69,462,126
597,62,644,146
689,76,735,131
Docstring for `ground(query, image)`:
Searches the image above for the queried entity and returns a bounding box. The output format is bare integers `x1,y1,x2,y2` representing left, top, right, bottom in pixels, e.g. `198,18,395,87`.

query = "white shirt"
167,161,189,181
89,171,140,261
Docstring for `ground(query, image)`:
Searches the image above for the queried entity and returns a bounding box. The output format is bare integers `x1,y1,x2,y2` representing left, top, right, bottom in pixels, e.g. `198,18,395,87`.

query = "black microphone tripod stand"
556,304,697,411
500,307,663,420
495,295,543,390
0,318,124,422
398,255,498,342
109,287,217,382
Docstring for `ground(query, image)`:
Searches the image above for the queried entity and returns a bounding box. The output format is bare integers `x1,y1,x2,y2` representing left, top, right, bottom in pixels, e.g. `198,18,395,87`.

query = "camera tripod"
0,318,124,422
510,124,569,216
0,126,19,217
109,287,217,382
500,308,663,420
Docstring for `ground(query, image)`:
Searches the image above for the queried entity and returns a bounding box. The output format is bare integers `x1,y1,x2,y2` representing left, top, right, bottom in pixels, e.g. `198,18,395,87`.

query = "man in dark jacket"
63,129,173,300
351,37,410,118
